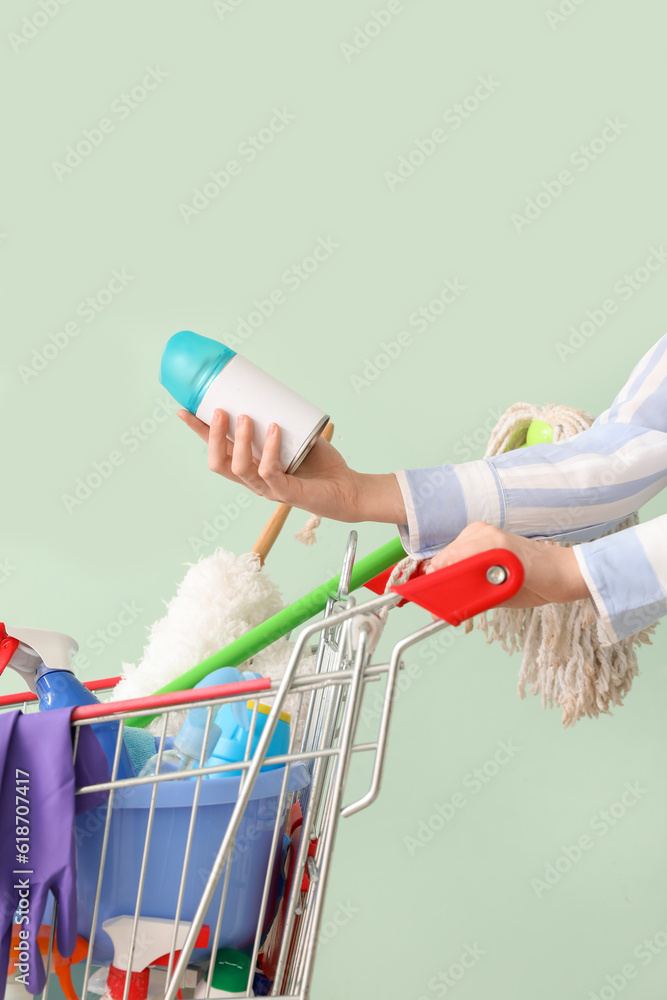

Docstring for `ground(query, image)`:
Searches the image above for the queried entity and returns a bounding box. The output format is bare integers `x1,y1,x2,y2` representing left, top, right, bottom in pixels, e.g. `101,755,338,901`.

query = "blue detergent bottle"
0,623,135,780
199,667,291,778
139,666,252,778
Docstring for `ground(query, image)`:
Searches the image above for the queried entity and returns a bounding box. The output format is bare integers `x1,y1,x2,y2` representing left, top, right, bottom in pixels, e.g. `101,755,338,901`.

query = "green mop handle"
126,535,406,729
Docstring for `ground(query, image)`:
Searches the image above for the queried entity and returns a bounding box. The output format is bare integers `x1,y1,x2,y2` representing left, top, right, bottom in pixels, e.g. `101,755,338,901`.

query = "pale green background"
2,0,667,997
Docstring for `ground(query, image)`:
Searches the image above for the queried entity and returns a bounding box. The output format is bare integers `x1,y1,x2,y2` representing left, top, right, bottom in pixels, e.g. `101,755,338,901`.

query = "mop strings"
379,554,423,623
294,513,322,546
475,402,657,727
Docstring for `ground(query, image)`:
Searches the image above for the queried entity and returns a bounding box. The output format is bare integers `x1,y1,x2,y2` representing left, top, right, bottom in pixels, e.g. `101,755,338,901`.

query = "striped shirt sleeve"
394,334,667,558
573,515,667,643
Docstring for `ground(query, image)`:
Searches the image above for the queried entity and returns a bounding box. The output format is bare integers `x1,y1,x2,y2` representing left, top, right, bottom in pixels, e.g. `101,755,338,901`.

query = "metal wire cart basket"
0,531,522,1000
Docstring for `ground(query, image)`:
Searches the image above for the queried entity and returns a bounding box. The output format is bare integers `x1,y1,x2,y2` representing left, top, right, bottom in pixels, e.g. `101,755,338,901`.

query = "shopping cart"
0,532,523,1000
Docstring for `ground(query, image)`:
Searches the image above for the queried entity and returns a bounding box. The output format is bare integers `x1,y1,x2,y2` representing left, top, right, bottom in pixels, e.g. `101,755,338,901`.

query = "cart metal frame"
2,531,453,999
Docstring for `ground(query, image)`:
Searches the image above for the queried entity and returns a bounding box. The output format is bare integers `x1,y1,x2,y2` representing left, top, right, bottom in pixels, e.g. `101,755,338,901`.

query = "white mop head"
472,402,657,726
112,548,311,737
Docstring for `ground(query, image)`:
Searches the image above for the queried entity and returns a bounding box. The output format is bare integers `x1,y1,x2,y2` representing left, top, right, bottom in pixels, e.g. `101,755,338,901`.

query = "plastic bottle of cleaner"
102,915,210,1000
160,330,329,473
206,696,291,778
194,948,254,997
0,623,135,780
138,666,256,778
139,706,222,777
175,665,289,779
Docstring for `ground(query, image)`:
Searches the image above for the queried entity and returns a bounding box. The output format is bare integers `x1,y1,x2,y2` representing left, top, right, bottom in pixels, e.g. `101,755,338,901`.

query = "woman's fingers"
258,424,293,495
257,423,281,476
177,409,210,443
208,408,236,476
229,415,255,478
179,408,244,485
179,407,299,504
229,415,271,495
424,522,503,574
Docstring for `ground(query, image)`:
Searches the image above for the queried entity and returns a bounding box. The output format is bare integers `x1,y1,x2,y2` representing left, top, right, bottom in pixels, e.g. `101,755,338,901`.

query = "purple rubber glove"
0,708,110,997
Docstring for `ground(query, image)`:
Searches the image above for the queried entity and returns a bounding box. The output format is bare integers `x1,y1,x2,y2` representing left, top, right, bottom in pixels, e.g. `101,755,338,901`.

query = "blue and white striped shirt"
394,334,667,644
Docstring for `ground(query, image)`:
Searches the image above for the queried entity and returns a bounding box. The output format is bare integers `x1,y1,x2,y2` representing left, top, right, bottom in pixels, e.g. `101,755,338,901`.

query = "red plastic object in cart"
151,925,210,1000
105,926,210,1000
0,623,19,673
259,802,318,985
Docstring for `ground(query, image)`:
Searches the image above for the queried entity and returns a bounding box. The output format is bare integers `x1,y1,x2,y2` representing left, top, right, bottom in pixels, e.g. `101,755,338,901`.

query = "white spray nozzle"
0,625,79,693
102,915,209,972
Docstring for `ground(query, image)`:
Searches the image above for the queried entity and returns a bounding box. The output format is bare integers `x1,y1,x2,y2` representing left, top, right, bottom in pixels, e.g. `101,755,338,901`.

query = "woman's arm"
425,515,667,645
177,407,407,523
397,335,667,556
179,336,667,548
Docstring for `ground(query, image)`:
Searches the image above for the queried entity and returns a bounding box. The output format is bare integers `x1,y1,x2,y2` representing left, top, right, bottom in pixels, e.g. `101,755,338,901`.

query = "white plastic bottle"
160,330,329,473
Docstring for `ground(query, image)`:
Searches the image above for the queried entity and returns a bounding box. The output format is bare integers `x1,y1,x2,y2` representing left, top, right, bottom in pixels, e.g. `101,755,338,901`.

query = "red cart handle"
391,548,524,626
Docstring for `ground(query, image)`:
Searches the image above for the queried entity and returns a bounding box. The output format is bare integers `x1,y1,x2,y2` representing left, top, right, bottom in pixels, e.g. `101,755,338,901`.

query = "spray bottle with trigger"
0,623,135,779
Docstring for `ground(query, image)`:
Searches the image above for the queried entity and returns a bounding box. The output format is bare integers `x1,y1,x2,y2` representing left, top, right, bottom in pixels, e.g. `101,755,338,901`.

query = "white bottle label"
196,355,327,472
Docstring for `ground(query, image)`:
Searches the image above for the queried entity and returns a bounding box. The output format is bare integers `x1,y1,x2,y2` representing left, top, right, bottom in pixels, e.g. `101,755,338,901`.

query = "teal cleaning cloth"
123,727,157,775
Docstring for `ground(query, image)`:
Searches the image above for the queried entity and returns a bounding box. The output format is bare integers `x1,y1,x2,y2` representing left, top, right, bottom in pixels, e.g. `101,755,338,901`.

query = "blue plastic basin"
75,762,310,964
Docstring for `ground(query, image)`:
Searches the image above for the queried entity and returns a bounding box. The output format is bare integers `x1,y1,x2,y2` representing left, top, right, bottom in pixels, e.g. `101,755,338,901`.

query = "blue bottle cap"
196,666,247,729
160,331,237,413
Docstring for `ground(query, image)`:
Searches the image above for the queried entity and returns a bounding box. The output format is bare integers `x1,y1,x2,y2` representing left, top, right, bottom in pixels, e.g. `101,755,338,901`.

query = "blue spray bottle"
0,623,135,779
